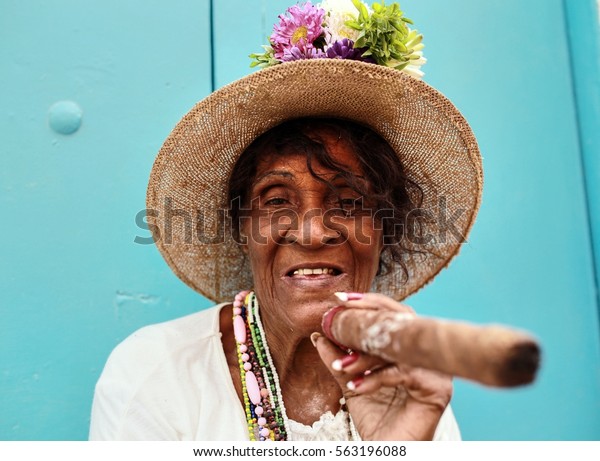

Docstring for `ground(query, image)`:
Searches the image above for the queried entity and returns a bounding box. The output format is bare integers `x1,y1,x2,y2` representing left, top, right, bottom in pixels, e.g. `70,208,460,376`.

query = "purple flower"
270,2,326,61
325,39,374,63
281,41,327,62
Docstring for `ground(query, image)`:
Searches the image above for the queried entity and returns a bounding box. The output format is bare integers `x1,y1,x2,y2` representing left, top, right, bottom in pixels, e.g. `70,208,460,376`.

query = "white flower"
402,52,427,80
320,0,361,14
402,28,426,79
387,28,426,79
320,0,368,43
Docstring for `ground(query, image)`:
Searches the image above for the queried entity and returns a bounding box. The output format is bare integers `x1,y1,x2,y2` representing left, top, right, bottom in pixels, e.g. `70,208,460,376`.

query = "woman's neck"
260,302,343,425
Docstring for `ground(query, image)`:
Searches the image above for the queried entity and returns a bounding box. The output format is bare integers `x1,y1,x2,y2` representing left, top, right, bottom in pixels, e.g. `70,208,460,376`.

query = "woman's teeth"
292,268,336,276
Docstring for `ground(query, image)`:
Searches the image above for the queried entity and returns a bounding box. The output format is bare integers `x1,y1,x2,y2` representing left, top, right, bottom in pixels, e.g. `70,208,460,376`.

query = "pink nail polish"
340,352,360,368
334,292,364,302
322,306,352,351
346,292,364,300
347,376,364,391
332,352,360,371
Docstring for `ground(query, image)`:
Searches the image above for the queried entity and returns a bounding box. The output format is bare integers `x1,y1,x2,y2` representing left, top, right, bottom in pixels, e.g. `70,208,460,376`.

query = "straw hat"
146,4,482,303
146,58,482,303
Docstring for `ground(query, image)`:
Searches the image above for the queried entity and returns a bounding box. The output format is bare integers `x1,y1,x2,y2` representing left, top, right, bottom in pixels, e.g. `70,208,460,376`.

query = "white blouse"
89,304,461,441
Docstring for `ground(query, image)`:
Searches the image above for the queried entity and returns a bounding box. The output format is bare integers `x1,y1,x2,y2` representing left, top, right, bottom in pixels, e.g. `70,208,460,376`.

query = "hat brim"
147,59,483,303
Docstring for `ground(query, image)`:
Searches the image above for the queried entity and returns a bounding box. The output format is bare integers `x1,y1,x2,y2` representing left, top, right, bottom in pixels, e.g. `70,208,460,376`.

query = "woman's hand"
312,293,453,441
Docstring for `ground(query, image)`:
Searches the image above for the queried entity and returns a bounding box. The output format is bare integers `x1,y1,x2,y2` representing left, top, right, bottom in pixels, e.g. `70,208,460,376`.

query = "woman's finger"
347,364,453,410
311,332,347,379
311,332,387,376
333,292,415,314
331,350,387,376
322,293,417,357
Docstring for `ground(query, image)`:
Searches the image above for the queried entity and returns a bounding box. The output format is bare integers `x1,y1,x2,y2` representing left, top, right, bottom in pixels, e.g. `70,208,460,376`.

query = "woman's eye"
335,196,369,217
340,197,362,208
264,197,288,206
327,197,358,217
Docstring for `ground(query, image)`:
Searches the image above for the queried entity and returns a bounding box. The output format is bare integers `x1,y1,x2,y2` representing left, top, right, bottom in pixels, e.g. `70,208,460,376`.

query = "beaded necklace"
233,290,289,441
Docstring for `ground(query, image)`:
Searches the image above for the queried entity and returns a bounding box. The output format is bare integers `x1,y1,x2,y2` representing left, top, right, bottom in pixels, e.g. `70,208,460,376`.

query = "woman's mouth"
288,267,341,277
283,266,346,289
288,267,340,277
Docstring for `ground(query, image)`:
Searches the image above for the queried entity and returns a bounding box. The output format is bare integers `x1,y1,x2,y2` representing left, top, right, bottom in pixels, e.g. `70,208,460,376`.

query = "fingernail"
334,292,348,302
322,306,345,340
346,376,364,391
322,306,351,350
334,292,364,302
310,332,322,347
332,352,360,371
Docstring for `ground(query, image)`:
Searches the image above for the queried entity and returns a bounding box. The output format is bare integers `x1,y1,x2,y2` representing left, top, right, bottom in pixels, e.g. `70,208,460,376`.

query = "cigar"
322,307,541,387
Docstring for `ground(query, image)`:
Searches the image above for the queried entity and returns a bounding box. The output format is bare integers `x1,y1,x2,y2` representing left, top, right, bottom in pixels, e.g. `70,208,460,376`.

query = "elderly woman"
90,1,482,441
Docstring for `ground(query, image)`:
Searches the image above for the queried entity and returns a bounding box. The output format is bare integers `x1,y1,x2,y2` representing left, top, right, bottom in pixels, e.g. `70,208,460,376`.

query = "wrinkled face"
241,131,383,335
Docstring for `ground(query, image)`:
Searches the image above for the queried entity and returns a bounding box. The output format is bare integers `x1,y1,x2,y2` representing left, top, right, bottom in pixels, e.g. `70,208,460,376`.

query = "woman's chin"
277,295,338,335
259,278,355,336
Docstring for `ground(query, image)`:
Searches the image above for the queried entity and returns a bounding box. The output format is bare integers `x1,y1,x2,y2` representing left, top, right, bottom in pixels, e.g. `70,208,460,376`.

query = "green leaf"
341,0,425,73
346,20,361,30
352,0,369,19
248,43,279,69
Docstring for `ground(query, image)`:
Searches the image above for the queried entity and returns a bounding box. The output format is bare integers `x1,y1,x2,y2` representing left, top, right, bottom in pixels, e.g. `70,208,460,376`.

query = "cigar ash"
361,312,415,358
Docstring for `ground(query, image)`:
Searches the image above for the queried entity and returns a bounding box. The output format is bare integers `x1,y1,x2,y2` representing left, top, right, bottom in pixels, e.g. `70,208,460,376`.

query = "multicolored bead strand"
233,290,287,441
233,290,360,441
233,291,253,439
250,293,290,437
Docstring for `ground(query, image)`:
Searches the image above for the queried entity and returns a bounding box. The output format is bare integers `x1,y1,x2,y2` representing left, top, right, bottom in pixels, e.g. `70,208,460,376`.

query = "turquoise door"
1,0,598,440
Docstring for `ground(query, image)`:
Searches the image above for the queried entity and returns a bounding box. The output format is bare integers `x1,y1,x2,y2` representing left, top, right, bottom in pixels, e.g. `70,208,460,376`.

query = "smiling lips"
284,266,345,289
288,267,342,277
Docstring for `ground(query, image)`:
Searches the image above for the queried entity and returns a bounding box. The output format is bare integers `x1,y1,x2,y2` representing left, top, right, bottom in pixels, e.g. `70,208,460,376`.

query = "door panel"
0,0,213,440
212,0,600,440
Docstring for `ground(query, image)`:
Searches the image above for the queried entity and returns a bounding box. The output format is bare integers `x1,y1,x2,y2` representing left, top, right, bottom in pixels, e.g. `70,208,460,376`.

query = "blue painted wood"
212,0,285,88
564,0,600,311
0,0,212,440
212,0,600,440
406,0,600,441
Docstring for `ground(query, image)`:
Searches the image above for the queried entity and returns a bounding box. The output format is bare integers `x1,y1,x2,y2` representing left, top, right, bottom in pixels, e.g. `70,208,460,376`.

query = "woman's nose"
284,209,341,247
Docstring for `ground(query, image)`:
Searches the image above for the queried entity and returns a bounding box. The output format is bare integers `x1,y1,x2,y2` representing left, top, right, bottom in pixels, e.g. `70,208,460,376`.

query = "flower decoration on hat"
250,0,426,79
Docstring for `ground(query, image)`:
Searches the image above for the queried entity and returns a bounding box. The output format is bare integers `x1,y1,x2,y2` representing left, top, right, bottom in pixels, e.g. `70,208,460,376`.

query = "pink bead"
235,294,243,301
233,315,246,343
239,344,247,353
241,353,249,362
258,417,267,426
245,372,261,405
233,300,243,308
243,362,252,371
260,428,270,437
233,307,242,315
260,388,269,398
254,405,264,415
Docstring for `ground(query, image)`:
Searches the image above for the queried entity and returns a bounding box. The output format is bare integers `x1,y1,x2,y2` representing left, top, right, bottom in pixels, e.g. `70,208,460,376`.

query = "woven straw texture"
147,59,483,303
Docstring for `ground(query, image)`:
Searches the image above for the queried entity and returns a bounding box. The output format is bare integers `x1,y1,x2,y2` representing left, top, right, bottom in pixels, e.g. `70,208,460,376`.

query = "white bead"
251,292,290,436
